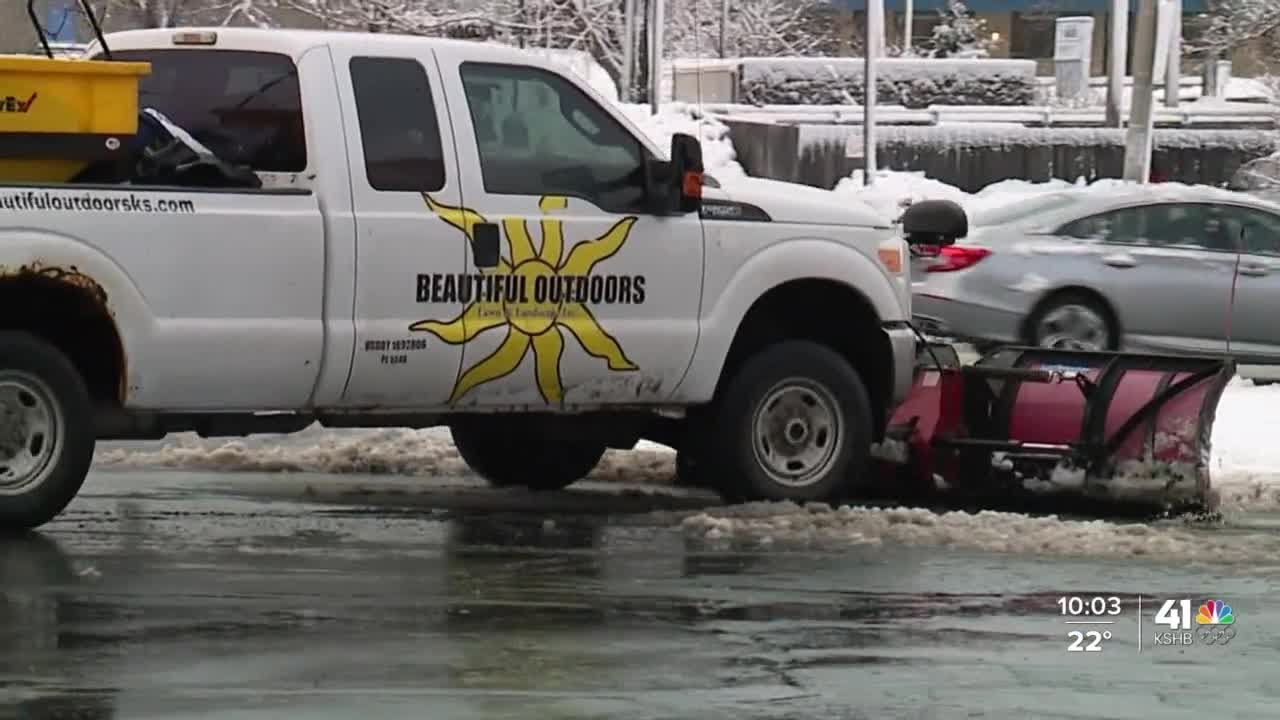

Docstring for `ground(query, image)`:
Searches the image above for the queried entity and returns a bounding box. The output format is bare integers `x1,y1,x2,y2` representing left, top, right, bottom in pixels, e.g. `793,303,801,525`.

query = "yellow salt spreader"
0,0,151,183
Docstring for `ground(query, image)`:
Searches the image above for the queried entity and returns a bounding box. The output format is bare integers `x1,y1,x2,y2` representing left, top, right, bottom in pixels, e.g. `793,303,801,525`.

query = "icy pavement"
9,473,1280,720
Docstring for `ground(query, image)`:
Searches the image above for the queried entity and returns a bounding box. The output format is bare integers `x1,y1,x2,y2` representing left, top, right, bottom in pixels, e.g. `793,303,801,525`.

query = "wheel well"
718,279,892,439
0,273,126,406
1020,286,1122,347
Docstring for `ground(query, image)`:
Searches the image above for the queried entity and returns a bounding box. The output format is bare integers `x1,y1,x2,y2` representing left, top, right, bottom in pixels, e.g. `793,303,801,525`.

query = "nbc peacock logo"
1196,599,1234,625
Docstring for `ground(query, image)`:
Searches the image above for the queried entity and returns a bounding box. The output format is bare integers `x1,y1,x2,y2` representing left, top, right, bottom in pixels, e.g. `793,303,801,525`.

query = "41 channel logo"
1152,598,1238,647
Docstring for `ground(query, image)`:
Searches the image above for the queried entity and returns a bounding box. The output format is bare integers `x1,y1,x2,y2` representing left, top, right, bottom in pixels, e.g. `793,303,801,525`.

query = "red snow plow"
884,199,1236,515
873,342,1234,514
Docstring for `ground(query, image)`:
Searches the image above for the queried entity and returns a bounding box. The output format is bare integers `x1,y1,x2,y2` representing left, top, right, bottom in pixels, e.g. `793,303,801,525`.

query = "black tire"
1026,291,1118,351
449,417,606,491
1250,378,1278,387
709,340,873,504
0,332,95,532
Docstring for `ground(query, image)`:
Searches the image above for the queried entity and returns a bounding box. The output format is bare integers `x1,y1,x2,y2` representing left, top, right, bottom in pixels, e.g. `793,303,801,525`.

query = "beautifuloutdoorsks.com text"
0,191,196,214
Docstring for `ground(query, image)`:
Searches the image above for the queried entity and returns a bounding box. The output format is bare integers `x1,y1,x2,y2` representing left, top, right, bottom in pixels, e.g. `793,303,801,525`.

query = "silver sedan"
911,185,1280,360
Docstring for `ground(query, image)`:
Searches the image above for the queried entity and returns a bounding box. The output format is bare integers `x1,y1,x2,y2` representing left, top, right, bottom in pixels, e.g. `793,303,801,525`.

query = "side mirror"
901,199,967,247
646,133,703,216
670,133,703,214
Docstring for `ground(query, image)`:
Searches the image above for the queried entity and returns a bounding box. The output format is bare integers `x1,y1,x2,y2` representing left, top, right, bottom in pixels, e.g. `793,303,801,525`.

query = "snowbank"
94,428,677,485
831,169,1275,225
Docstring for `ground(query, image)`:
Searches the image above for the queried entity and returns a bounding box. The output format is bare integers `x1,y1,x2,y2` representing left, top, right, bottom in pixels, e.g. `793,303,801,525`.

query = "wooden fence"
724,119,1278,192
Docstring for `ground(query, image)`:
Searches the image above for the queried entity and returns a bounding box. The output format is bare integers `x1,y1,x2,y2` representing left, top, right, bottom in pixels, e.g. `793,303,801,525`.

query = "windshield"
970,193,1076,227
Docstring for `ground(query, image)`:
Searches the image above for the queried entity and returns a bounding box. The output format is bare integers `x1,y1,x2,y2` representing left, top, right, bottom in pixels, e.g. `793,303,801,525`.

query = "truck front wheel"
712,340,872,504
0,332,96,531
449,417,606,491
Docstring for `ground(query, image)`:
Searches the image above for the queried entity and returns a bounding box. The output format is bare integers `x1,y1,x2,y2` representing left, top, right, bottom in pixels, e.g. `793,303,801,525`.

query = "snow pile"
618,101,746,181
833,170,1087,222
736,57,1037,108
93,427,677,485
832,170,1276,225
678,501,1275,565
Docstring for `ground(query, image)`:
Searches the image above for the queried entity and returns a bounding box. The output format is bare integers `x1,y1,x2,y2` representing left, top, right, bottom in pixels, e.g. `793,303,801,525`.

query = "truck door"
426,51,705,407
334,50,468,408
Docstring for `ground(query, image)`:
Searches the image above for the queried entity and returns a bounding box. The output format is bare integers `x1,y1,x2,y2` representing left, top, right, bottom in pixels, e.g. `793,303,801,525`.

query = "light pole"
1123,0,1160,182
863,0,884,185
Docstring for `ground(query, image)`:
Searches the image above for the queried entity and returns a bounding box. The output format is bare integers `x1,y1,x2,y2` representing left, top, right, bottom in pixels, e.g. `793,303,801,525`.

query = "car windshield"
970,193,1076,227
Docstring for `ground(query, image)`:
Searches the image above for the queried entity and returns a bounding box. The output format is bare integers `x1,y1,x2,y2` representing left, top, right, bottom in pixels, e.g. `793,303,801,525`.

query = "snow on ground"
92,378,1280,509
93,429,676,486
88,377,1280,565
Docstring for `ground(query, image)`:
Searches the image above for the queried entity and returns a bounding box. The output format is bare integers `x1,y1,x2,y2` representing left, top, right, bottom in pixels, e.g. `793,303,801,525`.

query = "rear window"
108,49,307,173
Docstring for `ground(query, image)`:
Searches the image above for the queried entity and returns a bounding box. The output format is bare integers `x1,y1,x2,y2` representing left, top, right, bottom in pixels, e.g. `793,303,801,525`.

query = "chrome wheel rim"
1036,304,1110,351
0,371,63,496
751,379,843,488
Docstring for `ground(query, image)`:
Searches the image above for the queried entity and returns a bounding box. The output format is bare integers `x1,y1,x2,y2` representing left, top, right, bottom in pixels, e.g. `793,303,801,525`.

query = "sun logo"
410,195,640,404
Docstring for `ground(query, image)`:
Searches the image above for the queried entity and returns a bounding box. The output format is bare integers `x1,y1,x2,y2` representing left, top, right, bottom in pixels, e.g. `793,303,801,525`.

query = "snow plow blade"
874,345,1235,514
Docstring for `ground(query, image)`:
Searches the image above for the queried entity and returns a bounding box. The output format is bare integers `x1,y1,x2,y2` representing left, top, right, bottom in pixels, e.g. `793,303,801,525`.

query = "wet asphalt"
3,469,1280,720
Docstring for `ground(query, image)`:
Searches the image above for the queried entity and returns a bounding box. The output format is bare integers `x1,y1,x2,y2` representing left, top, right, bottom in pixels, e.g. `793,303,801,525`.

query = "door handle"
1101,253,1136,268
1239,265,1269,277
472,222,501,269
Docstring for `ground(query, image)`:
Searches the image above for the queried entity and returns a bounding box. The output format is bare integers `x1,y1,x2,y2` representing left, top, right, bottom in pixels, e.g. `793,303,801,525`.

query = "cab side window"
1218,205,1280,256
459,62,646,213
349,56,446,192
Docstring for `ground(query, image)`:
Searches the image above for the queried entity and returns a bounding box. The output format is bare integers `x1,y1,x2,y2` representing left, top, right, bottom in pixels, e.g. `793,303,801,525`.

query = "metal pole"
863,0,883,185
622,0,635,102
1163,0,1182,108
1105,0,1128,127
719,0,730,58
903,0,913,55
518,0,526,48
1123,0,1160,182
649,0,665,114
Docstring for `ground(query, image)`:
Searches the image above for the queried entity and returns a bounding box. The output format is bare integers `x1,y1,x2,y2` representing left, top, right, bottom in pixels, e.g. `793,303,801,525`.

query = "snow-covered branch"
924,0,991,59
99,0,273,28
665,0,837,58
1191,0,1280,57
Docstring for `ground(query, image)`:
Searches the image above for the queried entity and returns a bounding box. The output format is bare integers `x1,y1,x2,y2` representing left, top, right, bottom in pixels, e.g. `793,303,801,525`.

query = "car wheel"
1250,378,1278,387
1028,293,1117,351
0,332,96,532
710,340,873,504
449,417,606,491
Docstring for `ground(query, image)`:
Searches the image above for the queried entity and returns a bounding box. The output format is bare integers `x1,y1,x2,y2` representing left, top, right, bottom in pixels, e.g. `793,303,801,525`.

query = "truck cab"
0,28,922,529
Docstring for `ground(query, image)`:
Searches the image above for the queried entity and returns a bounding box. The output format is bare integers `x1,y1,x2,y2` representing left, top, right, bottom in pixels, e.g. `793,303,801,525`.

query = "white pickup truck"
0,27,956,530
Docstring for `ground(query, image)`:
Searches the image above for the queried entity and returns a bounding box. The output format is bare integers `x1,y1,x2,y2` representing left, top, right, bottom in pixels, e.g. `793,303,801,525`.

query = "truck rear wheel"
711,340,872,504
0,332,96,531
449,417,606,491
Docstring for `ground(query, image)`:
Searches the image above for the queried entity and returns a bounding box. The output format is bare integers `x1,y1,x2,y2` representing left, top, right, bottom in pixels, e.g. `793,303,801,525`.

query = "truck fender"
676,238,900,402
0,229,155,403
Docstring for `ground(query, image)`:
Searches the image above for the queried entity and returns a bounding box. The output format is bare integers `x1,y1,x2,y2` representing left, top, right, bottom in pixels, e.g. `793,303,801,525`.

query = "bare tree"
665,0,836,58
100,0,273,27
1190,0,1280,59
279,0,509,36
